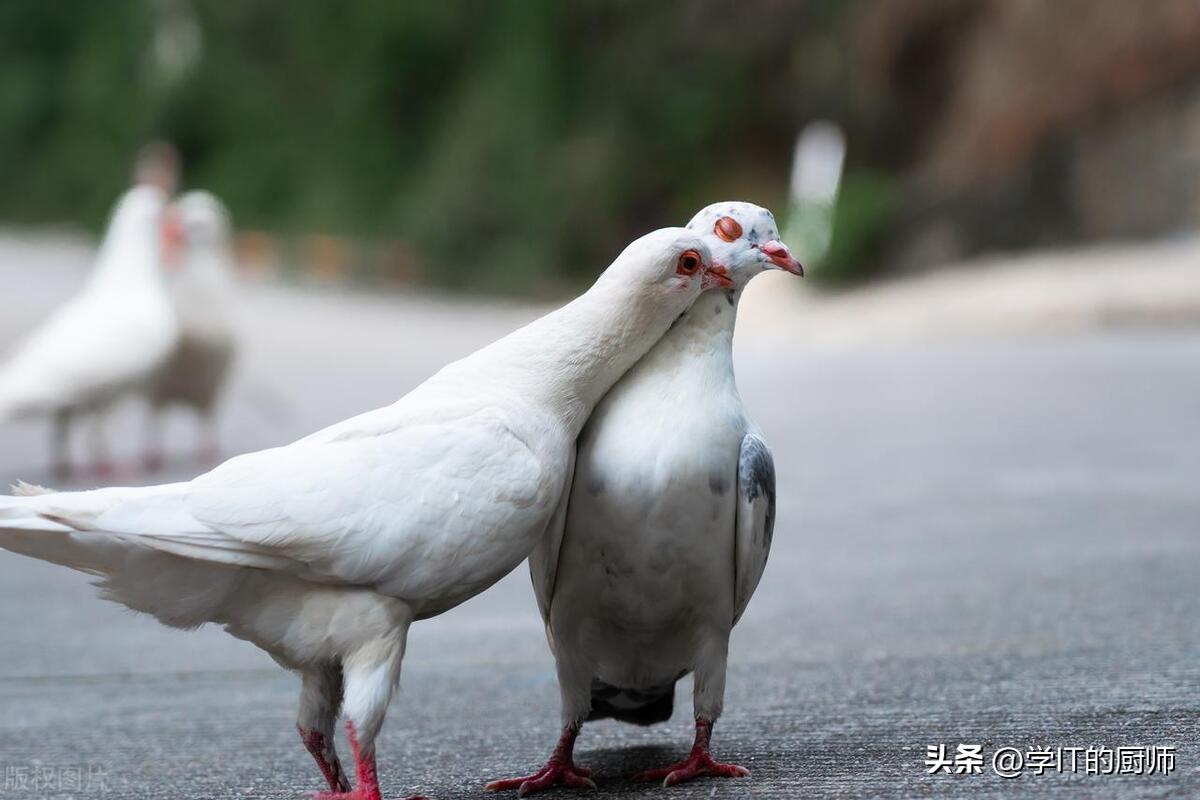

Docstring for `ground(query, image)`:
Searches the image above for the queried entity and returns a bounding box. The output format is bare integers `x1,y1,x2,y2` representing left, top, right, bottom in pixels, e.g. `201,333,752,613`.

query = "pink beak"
701,263,735,290
760,240,804,276
161,209,186,269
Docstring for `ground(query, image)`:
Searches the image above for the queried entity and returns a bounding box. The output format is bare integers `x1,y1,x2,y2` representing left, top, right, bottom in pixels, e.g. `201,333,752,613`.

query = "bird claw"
308,792,427,800
635,753,750,787
485,761,596,795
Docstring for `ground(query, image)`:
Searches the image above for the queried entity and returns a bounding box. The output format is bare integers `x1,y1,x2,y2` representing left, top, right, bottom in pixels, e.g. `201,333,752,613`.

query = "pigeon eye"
714,216,743,243
676,250,702,276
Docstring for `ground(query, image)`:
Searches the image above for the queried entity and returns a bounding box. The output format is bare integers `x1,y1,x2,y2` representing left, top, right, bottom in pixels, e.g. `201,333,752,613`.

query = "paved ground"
0,236,1197,798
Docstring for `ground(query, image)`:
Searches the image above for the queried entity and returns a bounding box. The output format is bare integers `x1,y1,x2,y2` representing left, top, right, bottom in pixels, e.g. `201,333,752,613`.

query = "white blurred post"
737,121,847,340
784,121,846,271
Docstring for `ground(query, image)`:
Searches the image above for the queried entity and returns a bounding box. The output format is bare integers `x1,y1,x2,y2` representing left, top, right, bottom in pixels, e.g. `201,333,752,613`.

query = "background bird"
0,228,730,800
0,185,181,478
491,202,802,795
143,190,240,470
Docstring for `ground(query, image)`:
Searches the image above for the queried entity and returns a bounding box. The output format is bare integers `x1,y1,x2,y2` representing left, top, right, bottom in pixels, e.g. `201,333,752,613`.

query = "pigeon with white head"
0,226,730,800
0,185,180,477
143,190,240,469
492,201,801,795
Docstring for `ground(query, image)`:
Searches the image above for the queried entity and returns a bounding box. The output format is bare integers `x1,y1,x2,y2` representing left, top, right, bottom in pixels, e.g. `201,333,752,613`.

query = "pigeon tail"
11,481,53,497
587,678,677,726
0,489,249,631
0,492,112,575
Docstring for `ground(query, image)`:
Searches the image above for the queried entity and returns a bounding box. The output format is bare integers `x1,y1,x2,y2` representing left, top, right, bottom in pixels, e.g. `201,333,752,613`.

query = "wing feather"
35,407,551,600
733,432,775,625
528,445,575,622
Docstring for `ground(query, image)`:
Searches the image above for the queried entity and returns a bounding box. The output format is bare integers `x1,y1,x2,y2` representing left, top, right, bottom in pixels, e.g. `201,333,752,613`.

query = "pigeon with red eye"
0,228,724,800
0,186,180,478
143,191,240,470
489,202,801,796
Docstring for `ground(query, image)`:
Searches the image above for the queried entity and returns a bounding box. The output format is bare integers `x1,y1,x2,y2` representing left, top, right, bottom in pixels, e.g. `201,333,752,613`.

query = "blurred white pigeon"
0,186,181,477
491,202,801,795
0,228,732,800
143,191,239,469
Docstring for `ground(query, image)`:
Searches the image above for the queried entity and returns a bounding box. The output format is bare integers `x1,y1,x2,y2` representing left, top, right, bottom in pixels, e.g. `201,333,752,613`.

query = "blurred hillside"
851,0,1200,275
1,0,1198,294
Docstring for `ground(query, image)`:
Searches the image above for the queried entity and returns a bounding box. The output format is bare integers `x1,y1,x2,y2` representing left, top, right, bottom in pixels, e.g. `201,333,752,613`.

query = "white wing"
528,444,574,622
733,431,775,625
22,405,556,609
0,288,175,417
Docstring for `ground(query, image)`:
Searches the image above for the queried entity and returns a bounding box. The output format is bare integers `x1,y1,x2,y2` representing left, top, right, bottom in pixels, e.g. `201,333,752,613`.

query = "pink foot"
311,792,427,800
485,723,595,796
484,762,595,796
298,725,351,793
89,459,138,481
309,722,428,800
634,718,750,787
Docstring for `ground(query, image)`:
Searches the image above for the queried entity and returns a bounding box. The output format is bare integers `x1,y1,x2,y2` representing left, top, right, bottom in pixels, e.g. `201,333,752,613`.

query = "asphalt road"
0,238,1197,798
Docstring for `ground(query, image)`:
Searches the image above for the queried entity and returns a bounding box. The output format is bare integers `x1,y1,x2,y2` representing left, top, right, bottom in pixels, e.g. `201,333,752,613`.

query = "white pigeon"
143,190,239,469
0,228,732,800
0,186,181,477
491,202,802,795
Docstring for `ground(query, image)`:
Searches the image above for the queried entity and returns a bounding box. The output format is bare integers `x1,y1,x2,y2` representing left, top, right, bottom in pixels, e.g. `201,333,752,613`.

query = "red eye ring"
714,216,743,243
676,249,702,276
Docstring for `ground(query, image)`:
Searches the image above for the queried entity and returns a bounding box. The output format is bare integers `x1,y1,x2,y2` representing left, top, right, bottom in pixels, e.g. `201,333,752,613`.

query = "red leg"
298,725,351,793
635,717,749,787
311,722,427,800
196,442,221,466
485,722,596,796
51,460,74,482
142,450,165,472
89,459,139,482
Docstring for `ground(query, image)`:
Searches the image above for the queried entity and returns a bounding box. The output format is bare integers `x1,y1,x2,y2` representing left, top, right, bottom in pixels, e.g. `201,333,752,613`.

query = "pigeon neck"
494,280,682,435
88,218,165,293
659,287,740,353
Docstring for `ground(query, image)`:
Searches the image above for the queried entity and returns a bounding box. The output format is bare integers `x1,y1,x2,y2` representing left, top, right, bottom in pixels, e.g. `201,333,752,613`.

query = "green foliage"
0,0,856,294
816,171,897,286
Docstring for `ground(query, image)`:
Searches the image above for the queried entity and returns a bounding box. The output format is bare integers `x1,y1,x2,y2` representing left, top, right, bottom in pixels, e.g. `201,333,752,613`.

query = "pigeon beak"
760,240,804,276
701,263,735,290
161,209,186,269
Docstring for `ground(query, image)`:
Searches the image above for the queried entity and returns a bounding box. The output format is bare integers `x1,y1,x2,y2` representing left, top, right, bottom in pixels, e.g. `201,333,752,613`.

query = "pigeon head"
174,191,233,254
602,227,733,303
107,184,184,270
686,201,803,288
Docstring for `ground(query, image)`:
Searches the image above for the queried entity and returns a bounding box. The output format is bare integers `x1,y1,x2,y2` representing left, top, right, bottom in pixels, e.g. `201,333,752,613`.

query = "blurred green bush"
0,0,855,294
817,171,896,286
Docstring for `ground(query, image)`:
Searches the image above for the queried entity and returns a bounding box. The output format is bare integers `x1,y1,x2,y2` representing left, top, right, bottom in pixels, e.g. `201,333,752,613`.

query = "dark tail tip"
588,685,675,726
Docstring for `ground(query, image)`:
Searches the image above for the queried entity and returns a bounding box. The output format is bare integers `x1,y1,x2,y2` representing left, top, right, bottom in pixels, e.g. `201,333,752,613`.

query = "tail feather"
11,481,53,497
0,490,125,575
0,486,247,630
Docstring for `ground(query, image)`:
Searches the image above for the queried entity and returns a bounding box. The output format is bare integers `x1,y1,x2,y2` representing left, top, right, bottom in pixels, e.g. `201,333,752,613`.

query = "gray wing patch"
733,433,776,625
739,434,775,548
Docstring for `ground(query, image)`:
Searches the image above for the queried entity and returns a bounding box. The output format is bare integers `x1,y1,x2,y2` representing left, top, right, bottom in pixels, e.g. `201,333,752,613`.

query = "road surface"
0,236,1196,798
